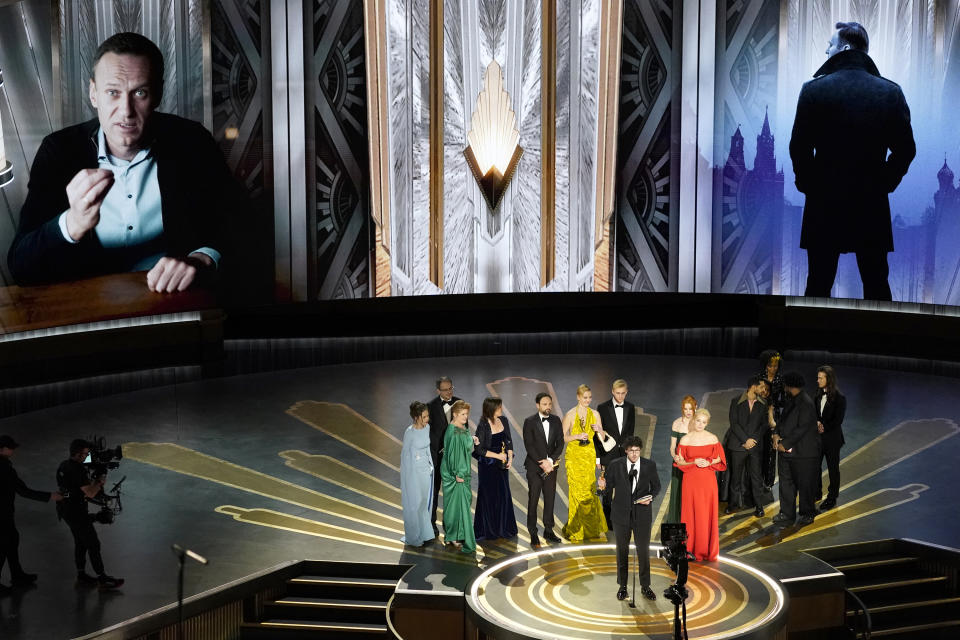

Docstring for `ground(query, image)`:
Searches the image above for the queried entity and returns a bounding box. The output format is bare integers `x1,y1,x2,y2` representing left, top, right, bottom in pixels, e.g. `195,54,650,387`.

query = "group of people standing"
400,379,519,554
718,351,847,528
399,360,845,599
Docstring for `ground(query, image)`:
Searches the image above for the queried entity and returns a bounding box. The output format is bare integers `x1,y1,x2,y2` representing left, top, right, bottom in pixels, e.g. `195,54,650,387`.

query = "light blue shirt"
58,128,220,270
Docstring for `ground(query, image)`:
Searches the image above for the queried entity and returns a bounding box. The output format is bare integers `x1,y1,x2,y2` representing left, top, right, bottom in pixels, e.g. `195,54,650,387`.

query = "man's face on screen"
89,52,158,161
826,31,850,58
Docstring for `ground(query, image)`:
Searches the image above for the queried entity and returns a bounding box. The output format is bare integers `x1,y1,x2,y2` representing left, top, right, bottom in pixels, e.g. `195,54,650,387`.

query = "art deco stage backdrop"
364,0,623,295
4,1,960,307
367,0,960,303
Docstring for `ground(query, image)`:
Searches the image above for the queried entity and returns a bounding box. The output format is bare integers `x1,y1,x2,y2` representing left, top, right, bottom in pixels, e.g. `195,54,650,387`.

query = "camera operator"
1,435,62,595
56,439,124,589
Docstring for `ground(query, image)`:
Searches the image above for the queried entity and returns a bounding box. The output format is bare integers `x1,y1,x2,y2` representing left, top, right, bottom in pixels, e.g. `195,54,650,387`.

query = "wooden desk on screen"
0,271,217,335
0,272,222,388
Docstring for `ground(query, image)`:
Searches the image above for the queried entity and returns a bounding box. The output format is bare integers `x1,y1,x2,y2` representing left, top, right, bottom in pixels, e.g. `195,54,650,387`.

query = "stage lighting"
464,61,522,211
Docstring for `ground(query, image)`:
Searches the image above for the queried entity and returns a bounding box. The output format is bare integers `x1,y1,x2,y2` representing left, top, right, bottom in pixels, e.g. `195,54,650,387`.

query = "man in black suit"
8,32,242,290
0,436,62,594
522,393,564,547
726,375,768,517
771,372,821,527
597,435,659,601
789,21,915,300
596,379,636,529
426,376,459,536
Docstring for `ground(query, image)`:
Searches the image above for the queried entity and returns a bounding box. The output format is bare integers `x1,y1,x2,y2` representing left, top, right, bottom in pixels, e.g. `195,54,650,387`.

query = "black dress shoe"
796,515,815,526
819,499,836,511
616,585,628,601
724,504,740,515
543,530,562,543
641,585,656,601
530,536,542,548
754,506,765,517
97,574,125,590
76,572,99,585
11,573,37,586
771,514,794,526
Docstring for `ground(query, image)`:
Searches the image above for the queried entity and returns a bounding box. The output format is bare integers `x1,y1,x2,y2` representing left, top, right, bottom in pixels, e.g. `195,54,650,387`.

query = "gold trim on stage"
467,545,785,639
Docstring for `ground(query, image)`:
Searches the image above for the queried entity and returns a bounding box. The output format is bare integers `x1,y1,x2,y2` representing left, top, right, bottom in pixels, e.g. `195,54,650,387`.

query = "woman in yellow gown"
561,384,609,541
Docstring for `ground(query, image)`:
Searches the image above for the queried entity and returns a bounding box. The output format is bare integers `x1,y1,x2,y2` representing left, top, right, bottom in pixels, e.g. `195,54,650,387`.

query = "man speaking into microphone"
598,435,660,601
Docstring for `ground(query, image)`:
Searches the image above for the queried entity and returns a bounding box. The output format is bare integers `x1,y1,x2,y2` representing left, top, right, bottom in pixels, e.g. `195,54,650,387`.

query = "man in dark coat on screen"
789,21,915,301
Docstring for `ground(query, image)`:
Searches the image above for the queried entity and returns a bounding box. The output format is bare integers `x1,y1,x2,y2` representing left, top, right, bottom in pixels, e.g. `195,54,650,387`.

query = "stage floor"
1,353,958,638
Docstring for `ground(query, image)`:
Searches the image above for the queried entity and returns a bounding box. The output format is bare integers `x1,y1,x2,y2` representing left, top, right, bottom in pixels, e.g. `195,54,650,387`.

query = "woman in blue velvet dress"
400,401,434,546
473,397,517,540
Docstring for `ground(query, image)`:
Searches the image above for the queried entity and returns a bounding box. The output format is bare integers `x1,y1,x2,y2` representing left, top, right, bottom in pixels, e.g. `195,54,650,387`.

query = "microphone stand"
628,470,639,608
172,544,209,640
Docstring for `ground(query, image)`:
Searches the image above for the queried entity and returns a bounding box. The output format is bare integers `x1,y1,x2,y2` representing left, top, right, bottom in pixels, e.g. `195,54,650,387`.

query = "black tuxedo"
8,113,242,285
595,399,636,466
603,456,660,588
596,398,636,527
816,389,846,502
776,391,821,520
726,393,767,508
522,413,564,537
427,394,460,529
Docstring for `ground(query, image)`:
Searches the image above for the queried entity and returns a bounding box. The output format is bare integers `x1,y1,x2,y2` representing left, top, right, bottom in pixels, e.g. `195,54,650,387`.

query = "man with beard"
522,393,564,547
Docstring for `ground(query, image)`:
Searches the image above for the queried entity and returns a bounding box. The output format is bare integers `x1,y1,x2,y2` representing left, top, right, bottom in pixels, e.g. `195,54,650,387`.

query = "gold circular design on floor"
468,544,786,640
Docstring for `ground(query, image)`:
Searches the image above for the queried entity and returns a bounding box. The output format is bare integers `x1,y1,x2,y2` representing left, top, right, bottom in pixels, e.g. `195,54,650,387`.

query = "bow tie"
614,404,623,409
442,400,453,406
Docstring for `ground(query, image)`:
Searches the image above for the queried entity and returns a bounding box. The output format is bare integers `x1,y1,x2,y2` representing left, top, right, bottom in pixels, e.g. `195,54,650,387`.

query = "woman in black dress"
473,397,518,540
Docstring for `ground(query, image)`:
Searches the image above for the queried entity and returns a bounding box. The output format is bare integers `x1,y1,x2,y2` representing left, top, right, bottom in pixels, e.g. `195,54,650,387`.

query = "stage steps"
805,539,960,640
240,561,407,639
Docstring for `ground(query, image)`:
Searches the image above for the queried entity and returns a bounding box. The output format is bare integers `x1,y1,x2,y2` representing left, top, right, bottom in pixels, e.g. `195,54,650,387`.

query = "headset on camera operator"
56,439,124,589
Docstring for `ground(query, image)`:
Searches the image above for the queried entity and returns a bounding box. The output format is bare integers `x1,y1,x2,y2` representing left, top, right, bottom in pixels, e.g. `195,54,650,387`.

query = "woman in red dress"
676,408,727,561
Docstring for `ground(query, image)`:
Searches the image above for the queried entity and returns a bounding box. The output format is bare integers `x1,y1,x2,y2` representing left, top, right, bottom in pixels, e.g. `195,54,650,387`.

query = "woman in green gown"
667,395,697,522
561,384,608,542
441,400,477,553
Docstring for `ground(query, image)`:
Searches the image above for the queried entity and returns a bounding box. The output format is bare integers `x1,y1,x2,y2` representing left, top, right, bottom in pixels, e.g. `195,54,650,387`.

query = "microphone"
172,544,209,565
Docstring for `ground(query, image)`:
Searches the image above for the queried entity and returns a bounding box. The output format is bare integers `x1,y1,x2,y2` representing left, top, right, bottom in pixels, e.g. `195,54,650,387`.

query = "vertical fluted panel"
411,0,434,294
554,0,571,290
576,0,600,280
511,0,543,291
441,0,474,294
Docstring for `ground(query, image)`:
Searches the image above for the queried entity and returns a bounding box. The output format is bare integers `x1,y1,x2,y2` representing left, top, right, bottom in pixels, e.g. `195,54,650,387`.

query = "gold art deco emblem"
464,61,523,211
